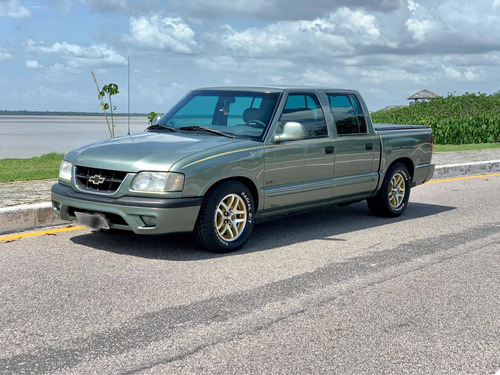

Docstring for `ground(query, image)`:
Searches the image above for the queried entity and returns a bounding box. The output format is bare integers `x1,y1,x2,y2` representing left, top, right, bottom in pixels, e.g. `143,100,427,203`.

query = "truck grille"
75,166,127,194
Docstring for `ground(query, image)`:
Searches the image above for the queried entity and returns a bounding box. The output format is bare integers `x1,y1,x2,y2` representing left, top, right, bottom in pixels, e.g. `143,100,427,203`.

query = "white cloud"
0,47,12,60
443,52,500,66
442,65,462,80
171,0,406,20
407,0,419,11
204,8,395,60
195,56,295,75
137,80,188,106
58,0,162,14
0,0,30,18
26,59,43,69
302,69,343,86
204,10,392,60
463,69,481,81
405,18,436,42
25,40,127,69
402,1,500,50
38,85,80,99
329,8,396,47
442,65,482,81
346,66,432,84
2,0,499,113
128,16,198,54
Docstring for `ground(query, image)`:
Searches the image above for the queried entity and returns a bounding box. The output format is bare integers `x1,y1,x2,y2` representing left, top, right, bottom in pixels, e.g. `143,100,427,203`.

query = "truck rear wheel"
193,181,255,253
367,162,410,217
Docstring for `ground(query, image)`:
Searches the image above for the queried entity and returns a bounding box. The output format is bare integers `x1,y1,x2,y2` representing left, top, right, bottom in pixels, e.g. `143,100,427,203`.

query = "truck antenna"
127,55,131,136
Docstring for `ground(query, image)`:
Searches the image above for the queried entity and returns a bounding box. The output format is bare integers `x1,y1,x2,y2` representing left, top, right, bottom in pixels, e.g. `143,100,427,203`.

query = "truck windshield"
154,90,280,140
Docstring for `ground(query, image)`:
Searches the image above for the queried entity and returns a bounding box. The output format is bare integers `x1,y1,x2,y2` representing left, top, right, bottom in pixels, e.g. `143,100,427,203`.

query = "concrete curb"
1,160,500,235
434,160,500,178
0,203,67,235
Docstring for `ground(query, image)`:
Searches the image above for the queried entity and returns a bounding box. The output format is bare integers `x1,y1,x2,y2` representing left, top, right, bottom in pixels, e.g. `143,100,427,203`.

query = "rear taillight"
430,134,434,151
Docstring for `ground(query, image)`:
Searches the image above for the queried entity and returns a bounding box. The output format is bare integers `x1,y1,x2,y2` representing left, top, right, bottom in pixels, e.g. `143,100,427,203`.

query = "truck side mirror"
153,115,161,125
272,122,306,143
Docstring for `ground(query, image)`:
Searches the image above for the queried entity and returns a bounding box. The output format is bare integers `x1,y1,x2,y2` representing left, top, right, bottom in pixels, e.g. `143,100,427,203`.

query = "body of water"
0,115,149,158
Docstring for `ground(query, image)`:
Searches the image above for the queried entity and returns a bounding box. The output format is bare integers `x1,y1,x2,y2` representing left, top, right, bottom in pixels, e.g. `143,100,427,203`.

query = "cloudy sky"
1,0,499,112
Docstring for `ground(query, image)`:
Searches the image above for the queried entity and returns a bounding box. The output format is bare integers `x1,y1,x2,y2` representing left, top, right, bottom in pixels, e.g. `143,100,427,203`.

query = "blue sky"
1,0,499,113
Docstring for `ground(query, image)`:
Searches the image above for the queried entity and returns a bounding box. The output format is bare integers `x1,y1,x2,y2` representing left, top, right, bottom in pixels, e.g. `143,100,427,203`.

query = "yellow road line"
0,225,86,242
1,172,499,242
427,173,500,184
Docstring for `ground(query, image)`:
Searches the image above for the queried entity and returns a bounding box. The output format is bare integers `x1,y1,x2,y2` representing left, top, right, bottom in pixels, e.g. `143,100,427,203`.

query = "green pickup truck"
52,86,434,252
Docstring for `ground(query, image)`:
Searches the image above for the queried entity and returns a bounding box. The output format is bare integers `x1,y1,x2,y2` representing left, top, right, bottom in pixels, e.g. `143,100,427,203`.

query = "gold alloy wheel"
215,193,247,241
388,172,406,209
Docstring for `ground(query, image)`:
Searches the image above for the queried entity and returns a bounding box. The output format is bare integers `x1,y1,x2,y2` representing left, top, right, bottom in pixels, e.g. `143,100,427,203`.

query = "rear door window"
328,94,359,135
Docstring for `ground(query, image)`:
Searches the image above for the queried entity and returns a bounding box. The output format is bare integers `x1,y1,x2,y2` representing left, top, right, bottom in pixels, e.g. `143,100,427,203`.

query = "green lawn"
0,153,64,183
434,143,500,152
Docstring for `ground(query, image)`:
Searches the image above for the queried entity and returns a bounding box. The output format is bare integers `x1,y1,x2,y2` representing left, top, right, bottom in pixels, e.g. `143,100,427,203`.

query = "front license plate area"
75,211,110,230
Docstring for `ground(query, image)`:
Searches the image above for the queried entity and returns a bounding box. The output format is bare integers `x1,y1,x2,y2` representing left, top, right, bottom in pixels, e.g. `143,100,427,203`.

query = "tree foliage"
371,92,500,144
99,83,119,137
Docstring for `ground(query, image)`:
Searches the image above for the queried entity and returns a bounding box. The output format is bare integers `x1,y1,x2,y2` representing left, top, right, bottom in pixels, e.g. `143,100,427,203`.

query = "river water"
0,116,150,158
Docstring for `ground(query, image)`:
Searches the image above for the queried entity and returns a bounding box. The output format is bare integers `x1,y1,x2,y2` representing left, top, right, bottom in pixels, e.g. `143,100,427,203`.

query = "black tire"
193,181,255,253
367,162,411,217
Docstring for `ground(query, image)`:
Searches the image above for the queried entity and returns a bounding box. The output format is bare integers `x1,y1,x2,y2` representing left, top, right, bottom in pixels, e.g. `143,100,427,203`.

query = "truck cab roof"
195,85,360,95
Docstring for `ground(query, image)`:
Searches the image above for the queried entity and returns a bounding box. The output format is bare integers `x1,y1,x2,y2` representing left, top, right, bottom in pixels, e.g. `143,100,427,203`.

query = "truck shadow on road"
70,201,455,261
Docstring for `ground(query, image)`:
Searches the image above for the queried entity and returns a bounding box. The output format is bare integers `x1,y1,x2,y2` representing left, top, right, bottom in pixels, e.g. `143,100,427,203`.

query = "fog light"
141,216,157,227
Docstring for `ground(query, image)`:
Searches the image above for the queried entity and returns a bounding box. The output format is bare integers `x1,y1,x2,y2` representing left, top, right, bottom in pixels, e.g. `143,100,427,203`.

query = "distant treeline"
0,110,148,116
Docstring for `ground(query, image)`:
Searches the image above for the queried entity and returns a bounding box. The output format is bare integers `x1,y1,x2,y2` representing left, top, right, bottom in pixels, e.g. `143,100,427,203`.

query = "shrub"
371,92,500,144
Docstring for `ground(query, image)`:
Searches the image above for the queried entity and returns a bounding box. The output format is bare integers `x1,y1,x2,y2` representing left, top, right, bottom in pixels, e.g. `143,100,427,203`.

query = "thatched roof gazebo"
407,89,440,104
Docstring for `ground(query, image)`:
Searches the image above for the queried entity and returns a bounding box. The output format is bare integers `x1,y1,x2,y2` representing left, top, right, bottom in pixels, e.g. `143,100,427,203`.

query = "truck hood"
65,132,243,172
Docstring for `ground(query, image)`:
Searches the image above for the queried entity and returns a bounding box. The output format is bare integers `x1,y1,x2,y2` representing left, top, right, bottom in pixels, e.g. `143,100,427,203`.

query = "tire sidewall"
206,182,255,252
385,164,410,215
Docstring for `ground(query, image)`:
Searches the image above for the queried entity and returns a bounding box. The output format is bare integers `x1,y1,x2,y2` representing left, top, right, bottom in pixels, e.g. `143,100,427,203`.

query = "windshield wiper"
146,124,178,132
179,126,234,138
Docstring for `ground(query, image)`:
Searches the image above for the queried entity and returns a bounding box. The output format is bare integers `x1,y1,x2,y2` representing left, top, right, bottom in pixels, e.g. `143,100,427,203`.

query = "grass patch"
0,153,64,183
434,143,500,152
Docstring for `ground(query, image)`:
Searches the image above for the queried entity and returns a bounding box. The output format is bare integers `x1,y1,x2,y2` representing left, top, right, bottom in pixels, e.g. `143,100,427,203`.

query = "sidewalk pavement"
1,149,500,234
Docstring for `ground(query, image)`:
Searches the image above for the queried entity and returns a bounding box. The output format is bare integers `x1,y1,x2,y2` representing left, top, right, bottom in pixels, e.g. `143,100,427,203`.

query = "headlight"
59,160,72,181
131,172,185,192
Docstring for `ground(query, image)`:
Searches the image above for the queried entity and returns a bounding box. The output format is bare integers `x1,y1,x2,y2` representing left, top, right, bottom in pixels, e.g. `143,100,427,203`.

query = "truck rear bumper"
412,163,435,187
51,183,202,234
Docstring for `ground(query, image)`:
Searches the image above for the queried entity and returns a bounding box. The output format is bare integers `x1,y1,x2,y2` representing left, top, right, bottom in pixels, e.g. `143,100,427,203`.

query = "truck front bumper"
51,183,202,234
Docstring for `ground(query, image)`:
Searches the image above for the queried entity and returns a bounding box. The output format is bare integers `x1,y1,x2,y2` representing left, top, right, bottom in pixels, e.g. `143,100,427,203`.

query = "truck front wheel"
193,181,255,253
367,163,410,217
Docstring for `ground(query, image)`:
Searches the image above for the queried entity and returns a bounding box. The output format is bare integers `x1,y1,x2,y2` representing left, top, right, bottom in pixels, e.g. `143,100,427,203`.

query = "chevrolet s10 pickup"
52,86,435,252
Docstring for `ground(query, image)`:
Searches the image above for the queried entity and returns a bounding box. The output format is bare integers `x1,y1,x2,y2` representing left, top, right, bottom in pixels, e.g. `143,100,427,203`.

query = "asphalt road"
1,174,499,374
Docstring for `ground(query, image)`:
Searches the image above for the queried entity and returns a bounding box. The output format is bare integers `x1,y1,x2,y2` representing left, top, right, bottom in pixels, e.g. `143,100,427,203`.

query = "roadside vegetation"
434,143,500,152
0,153,64,183
371,92,500,145
91,72,120,138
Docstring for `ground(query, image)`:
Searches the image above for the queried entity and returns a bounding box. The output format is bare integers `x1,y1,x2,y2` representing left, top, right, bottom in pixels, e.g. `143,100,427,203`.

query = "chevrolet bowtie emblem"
88,175,106,185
